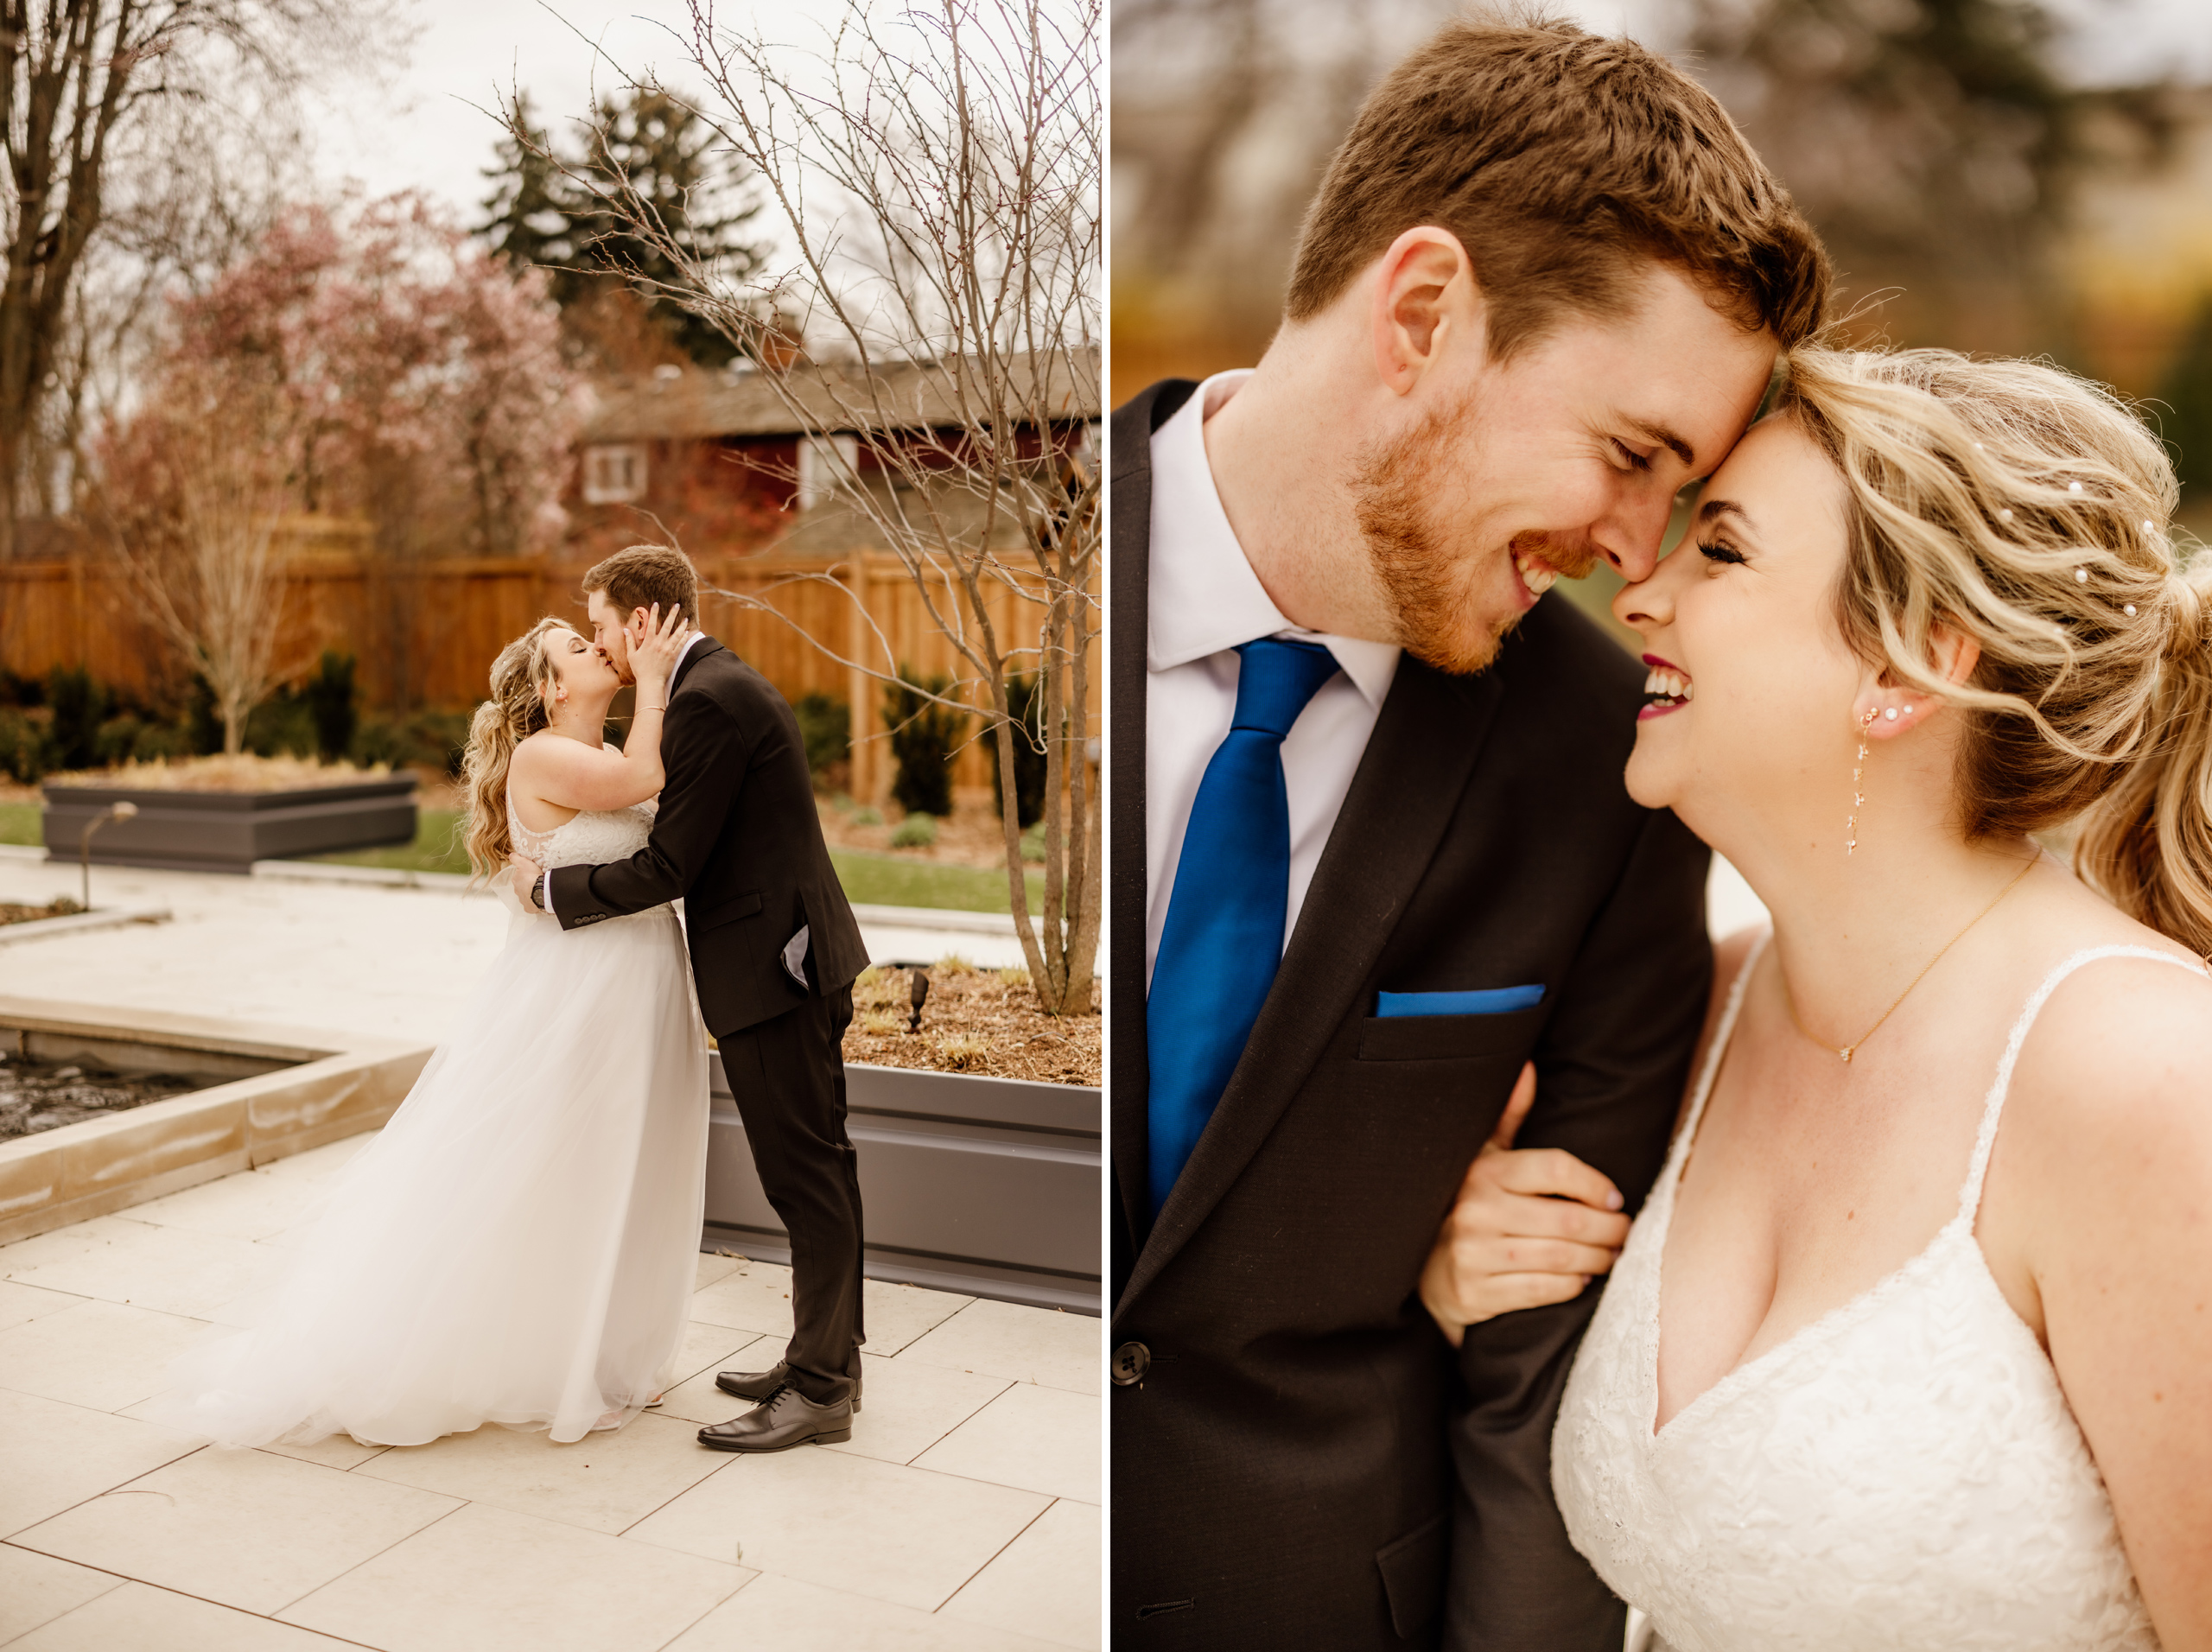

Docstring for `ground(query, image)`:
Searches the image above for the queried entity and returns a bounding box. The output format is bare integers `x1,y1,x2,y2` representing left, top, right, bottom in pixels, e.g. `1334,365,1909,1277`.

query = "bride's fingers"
1452,1235,1619,1279
1455,1183,1629,1249
1491,1146,1624,1213
1484,1062,1540,1153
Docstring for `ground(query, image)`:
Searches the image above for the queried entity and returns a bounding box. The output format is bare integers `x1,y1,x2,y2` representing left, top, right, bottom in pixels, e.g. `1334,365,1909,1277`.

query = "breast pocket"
1356,1004,1544,1063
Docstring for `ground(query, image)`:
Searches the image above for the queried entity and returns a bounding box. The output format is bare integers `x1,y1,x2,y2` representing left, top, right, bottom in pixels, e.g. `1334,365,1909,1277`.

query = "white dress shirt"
538,628,706,915
1145,372,1401,988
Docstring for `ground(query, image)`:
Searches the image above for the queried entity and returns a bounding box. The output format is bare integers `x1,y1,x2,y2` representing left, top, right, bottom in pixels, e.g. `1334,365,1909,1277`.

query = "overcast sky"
315,0,2212,228
303,1,753,224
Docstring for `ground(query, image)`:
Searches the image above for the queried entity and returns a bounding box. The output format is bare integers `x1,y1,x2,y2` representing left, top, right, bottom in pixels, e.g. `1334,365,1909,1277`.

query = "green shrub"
304,653,359,762
853,805,882,827
988,673,1048,828
890,812,938,848
793,691,851,778
95,714,143,767
185,677,225,755
1020,820,1047,863
882,667,964,819
0,708,48,783
45,666,105,772
245,689,317,759
353,708,473,777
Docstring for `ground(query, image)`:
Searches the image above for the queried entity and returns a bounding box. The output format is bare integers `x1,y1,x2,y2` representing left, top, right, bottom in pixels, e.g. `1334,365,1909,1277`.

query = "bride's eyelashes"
1695,537,1746,569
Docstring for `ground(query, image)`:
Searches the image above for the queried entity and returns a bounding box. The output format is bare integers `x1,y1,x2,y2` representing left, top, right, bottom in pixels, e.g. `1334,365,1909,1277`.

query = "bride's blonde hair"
1777,346,2212,953
461,617,580,880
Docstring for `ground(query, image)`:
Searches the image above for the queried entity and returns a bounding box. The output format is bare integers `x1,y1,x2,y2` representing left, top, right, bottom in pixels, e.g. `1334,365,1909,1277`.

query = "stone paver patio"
0,847,1099,1649
0,1134,1100,1651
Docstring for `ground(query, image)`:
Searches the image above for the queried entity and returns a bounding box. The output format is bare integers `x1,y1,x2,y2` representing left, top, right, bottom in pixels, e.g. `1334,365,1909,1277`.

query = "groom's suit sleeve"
1444,804,1712,1652
548,693,746,925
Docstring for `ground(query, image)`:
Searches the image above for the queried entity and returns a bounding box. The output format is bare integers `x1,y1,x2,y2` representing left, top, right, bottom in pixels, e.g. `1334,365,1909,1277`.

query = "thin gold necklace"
1783,854,2038,1064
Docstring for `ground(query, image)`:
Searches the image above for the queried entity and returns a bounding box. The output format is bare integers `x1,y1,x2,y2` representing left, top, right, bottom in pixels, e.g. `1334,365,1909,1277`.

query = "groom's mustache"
1509,529,1599,582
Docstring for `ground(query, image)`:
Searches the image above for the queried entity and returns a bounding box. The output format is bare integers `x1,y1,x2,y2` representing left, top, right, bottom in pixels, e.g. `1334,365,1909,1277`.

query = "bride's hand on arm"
1420,1061,1631,1349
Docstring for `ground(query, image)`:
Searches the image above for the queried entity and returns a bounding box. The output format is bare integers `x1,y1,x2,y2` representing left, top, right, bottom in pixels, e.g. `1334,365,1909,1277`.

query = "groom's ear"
1371,226,1480,397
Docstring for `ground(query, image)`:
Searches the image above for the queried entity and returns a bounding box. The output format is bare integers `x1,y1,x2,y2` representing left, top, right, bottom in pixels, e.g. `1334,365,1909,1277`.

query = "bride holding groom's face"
1111,13,2212,1650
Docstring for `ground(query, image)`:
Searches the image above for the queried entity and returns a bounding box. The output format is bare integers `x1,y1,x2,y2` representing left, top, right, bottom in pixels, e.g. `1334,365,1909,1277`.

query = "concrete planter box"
0,996,432,1246
41,778,417,874
705,1058,1102,1316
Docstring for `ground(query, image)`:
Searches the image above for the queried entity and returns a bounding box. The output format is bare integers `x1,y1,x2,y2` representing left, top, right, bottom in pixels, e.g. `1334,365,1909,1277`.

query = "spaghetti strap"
1956,944,2209,1221
1669,930,1770,1167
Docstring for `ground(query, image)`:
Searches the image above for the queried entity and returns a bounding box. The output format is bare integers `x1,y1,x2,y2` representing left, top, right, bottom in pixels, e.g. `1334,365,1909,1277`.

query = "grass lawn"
3,802,1036,914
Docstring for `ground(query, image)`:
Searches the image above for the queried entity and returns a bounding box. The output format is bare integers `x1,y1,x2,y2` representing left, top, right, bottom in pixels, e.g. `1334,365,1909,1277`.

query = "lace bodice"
507,800,656,874
1553,937,2204,1652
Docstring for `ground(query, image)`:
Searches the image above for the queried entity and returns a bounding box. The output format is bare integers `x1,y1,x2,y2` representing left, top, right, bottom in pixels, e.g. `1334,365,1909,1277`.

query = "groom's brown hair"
1287,15,1829,356
583,544,698,626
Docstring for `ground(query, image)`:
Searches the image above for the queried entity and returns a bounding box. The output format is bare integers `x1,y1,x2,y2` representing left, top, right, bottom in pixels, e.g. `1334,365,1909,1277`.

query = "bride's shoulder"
2003,915,2212,1153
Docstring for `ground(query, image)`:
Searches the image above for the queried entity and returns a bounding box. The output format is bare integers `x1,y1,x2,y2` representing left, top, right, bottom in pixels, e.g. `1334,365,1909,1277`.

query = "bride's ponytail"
2075,559,2212,957
461,619,575,881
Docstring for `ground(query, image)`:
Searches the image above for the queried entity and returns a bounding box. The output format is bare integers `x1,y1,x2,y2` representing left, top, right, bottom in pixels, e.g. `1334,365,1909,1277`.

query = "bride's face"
1611,416,1864,841
542,626,620,716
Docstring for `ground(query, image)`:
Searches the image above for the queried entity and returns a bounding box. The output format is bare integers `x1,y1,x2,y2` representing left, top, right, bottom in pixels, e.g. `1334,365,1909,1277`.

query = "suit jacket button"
1111,1342,1149,1385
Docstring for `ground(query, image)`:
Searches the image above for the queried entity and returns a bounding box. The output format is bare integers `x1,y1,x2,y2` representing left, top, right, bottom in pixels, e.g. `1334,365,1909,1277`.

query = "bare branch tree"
0,0,400,559
99,364,295,754
554,0,1103,1015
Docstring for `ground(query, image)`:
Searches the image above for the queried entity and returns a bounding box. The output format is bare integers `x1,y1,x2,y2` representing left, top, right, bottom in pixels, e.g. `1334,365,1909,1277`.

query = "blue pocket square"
1376,985,1545,1018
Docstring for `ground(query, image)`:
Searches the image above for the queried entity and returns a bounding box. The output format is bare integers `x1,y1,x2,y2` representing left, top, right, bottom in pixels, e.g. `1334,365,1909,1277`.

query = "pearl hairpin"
1999,508,2014,522
2075,568,2089,584
2126,604,2139,616
2069,481,2084,495
2144,519,2158,533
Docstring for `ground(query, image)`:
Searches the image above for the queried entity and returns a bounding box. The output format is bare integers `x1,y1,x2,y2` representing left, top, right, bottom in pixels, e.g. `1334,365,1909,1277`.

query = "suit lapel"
672,635,723,694
1118,656,1503,1312
1109,382,1198,1279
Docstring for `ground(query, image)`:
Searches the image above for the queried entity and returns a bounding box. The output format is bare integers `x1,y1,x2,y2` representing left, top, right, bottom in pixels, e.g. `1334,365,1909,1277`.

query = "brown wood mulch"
840,961,1099,1087
818,786,1035,874
0,897,84,927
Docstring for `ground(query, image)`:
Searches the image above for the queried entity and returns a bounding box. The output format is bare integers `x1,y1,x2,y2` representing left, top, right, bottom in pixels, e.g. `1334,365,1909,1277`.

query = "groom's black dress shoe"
696,1386,853,1452
715,1360,861,1413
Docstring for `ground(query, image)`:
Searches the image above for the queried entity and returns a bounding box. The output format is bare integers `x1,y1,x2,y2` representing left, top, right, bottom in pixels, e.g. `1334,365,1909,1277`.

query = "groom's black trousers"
715,985,865,1404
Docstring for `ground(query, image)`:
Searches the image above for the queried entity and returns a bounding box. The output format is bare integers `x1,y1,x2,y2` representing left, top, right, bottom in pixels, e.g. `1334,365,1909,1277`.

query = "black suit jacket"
1110,381,1713,1649
549,636,868,1038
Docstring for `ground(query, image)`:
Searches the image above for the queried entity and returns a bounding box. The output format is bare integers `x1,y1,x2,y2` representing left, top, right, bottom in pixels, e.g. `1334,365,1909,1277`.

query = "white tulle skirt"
149,899,709,1447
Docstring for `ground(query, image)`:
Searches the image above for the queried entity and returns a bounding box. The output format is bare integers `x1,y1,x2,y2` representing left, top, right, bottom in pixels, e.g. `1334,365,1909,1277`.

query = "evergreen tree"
480,93,581,283
478,86,766,366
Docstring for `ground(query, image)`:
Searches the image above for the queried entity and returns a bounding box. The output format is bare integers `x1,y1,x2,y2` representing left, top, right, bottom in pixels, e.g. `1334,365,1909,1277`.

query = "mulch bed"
819,787,1036,874
0,897,84,927
841,961,1099,1086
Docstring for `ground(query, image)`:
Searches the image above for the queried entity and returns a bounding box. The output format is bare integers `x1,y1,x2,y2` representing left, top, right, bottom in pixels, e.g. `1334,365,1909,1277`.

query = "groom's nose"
1591,486,1677,583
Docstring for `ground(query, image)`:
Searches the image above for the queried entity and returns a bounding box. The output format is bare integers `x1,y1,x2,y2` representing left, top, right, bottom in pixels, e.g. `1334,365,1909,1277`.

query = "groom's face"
585,588,637,686
1355,263,1777,675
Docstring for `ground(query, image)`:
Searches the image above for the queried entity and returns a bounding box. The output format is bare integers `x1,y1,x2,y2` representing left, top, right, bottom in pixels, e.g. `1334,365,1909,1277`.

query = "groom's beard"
1351,396,1594,676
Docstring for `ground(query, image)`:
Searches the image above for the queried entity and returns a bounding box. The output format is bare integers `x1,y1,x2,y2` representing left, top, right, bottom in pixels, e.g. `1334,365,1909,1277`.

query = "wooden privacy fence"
0,526,1097,803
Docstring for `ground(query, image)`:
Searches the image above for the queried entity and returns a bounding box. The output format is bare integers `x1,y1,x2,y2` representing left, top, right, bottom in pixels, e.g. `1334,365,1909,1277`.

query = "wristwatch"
530,873,549,912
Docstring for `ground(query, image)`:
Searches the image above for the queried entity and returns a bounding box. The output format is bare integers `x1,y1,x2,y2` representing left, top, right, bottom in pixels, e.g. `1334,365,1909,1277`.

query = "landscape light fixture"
79,800,138,910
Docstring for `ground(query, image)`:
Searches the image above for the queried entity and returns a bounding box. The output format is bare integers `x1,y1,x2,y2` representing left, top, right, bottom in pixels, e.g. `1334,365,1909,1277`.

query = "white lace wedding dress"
1553,936,2202,1652
149,803,709,1447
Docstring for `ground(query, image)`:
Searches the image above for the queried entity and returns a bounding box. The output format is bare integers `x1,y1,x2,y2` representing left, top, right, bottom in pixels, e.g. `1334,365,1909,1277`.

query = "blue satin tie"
1147,638,1341,1215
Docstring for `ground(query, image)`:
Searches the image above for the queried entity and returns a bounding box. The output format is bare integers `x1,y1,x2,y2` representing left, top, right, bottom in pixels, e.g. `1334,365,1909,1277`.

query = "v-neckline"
1643,933,1975,1441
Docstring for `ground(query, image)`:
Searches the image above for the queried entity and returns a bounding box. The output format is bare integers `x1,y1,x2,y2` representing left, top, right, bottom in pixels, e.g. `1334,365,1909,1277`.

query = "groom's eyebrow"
1623,416,1696,469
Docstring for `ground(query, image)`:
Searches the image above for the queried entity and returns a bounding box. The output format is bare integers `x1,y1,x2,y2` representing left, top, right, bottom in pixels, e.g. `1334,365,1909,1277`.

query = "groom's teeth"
1516,553,1558,597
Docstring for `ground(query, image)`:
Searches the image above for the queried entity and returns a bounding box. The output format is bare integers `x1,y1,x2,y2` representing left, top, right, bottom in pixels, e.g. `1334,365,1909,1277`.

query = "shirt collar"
1147,370,1400,710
